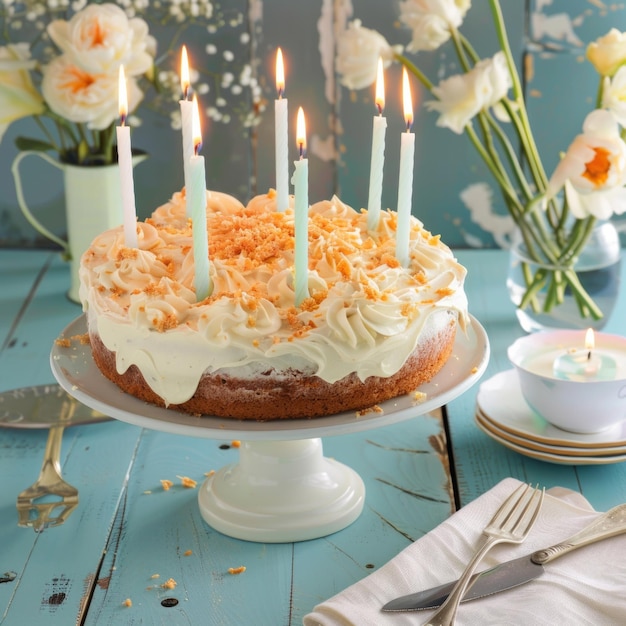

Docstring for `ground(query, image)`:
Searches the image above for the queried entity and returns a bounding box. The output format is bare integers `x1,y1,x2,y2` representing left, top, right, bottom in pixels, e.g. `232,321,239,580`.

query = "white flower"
547,109,626,219
0,43,45,143
336,20,397,90
41,54,142,130
47,3,156,77
601,66,626,126
425,51,512,134
399,0,471,52
586,28,626,77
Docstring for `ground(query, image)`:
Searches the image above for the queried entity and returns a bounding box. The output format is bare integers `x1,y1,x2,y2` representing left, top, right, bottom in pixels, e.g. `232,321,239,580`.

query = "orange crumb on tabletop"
123,598,132,607
204,469,215,477
150,574,160,579
231,440,241,448
183,550,193,556
160,479,174,491
228,566,246,575
161,578,177,589
177,475,197,489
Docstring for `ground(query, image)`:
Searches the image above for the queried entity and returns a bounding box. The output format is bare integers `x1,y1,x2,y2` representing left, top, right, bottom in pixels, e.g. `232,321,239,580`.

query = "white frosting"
80,190,469,405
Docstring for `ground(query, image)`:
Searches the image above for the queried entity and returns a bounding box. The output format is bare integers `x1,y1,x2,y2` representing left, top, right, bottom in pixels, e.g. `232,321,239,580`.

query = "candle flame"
296,106,306,157
402,66,413,130
375,57,385,114
118,65,128,125
276,47,285,97
181,45,191,100
585,328,595,351
192,94,202,155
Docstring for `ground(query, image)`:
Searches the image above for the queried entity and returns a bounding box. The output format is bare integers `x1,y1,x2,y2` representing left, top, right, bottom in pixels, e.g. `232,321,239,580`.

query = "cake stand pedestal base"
197,438,365,542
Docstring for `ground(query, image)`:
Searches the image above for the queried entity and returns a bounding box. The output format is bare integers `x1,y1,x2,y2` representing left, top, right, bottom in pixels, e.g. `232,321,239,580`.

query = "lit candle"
116,65,138,248
367,57,387,232
179,45,194,217
553,328,618,381
291,107,309,306
189,95,212,301
395,66,415,268
275,48,289,212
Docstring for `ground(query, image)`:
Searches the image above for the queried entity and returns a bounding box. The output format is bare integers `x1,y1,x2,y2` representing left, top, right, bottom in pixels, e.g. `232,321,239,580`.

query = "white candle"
189,96,212,301
275,48,289,212
395,67,415,268
367,57,387,232
292,107,309,306
116,65,138,248
179,46,194,217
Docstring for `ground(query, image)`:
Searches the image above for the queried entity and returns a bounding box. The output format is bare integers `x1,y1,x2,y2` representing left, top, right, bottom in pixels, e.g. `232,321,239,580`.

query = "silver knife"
382,503,626,612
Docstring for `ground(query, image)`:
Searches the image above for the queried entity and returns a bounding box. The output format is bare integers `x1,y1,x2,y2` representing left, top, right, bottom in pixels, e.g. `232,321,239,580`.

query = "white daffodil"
547,109,626,219
47,3,156,77
399,0,471,52
601,66,626,126
0,44,45,143
586,28,626,77
336,20,397,90
425,51,511,134
41,55,143,130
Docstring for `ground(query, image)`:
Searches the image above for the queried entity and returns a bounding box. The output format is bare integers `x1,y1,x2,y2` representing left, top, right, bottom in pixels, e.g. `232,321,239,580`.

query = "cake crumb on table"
204,470,215,477
150,574,160,579
228,566,246,575
177,475,197,488
160,479,174,491
183,550,193,556
231,440,241,448
122,598,132,607
161,578,177,589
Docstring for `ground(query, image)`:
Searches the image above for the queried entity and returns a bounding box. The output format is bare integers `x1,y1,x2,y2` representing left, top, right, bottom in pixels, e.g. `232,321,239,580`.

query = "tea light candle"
553,328,618,382
395,67,415,268
179,46,194,217
367,57,386,232
116,65,138,249
189,95,212,301
292,106,309,306
275,48,289,212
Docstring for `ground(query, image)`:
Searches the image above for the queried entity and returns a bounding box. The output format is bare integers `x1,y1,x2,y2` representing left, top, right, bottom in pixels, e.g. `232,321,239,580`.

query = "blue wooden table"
1,248,625,625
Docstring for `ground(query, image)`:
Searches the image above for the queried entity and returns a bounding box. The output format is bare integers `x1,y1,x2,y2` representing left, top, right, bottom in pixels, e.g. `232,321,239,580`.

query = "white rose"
601,66,626,126
41,55,143,130
0,43,45,143
399,0,471,52
587,28,626,77
336,20,397,90
47,3,156,77
548,109,626,219
425,52,512,134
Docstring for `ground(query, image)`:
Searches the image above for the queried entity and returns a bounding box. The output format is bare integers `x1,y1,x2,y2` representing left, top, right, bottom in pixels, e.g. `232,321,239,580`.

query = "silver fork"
422,483,544,626
16,399,79,532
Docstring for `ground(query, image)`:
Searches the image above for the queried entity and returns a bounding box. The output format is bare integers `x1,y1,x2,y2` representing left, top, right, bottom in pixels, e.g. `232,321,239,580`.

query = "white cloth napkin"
303,477,626,625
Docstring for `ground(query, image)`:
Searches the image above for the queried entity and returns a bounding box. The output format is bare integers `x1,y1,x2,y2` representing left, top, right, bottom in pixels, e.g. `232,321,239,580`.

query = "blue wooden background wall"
1,0,625,250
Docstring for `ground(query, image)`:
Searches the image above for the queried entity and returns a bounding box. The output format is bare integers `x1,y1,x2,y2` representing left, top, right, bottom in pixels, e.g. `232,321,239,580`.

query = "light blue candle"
189,96,212,301
292,107,309,306
275,48,289,212
367,58,387,232
395,67,415,268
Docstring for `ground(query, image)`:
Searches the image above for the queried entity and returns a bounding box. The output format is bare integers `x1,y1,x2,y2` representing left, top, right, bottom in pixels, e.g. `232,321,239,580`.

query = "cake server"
382,503,626,612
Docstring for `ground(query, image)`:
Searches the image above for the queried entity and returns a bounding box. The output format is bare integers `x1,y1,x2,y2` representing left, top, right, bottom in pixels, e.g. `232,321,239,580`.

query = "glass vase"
506,220,621,332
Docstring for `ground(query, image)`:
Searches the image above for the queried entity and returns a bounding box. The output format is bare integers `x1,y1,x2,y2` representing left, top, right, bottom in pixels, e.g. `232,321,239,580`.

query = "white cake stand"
51,315,489,542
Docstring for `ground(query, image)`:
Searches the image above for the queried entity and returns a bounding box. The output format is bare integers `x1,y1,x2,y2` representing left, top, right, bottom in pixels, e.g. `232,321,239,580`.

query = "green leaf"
14,136,56,152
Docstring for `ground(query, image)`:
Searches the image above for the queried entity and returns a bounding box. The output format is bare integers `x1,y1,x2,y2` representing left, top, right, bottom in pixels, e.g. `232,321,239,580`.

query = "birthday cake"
79,189,469,420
